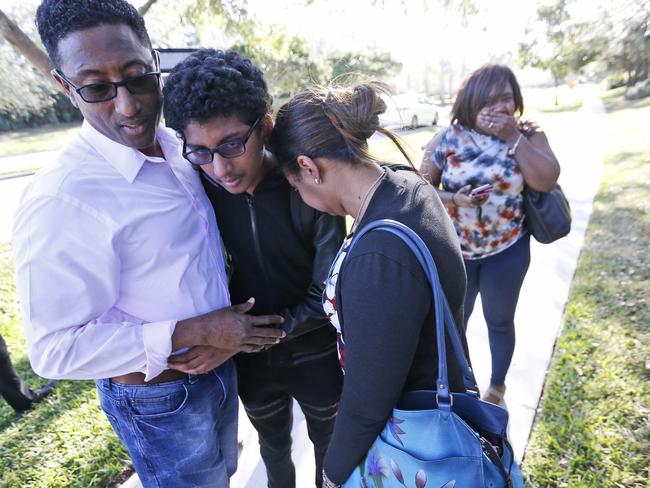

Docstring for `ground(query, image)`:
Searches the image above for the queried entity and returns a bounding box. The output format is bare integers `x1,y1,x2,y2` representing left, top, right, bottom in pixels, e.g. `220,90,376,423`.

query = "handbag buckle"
465,387,480,397
436,393,453,407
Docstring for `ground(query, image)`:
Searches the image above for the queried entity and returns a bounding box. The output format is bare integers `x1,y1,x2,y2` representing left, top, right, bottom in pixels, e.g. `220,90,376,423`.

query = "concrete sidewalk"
124,88,607,487
465,88,607,461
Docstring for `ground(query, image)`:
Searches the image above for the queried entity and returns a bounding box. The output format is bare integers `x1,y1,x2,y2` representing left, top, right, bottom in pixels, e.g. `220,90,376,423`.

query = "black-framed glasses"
181,117,261,167
54,70,161,103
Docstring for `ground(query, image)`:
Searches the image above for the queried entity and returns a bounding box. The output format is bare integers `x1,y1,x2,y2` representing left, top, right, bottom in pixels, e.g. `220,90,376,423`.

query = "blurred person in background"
0,333,57,413
421,64,560,405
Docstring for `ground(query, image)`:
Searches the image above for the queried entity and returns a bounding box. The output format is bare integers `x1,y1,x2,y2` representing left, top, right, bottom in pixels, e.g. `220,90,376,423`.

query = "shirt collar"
80,121,177,183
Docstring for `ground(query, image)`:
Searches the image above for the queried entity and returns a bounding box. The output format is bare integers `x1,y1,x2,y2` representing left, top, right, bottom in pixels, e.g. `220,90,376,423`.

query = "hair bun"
322,83,387,144
351,84,386,140
271,81,413,173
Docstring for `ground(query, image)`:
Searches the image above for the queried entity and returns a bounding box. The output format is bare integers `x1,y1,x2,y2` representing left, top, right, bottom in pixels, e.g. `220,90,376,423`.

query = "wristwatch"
507,132,524,157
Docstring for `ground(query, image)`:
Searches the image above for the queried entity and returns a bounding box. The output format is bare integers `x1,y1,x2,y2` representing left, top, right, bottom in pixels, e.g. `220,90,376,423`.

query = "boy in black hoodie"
163,49,345,488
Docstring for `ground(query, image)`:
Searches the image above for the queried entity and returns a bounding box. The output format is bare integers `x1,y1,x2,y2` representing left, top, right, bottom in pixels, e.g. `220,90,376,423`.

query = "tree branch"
0,8,55,84
138,0,159,16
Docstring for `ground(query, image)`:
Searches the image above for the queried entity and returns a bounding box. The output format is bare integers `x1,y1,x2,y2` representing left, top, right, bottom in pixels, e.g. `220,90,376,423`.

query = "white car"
379,93,440,129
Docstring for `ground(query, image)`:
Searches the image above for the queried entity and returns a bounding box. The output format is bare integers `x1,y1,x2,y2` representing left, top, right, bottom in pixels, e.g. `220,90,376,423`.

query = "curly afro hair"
36,0,151,69
163,49,272,132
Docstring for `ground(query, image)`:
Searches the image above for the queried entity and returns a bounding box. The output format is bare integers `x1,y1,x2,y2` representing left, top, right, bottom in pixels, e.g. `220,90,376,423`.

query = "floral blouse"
425,123,526,260
322,235,350,371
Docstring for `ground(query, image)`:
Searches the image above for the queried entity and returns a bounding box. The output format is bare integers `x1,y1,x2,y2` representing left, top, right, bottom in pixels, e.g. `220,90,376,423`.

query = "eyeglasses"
182,117,261,167
54,70,161,103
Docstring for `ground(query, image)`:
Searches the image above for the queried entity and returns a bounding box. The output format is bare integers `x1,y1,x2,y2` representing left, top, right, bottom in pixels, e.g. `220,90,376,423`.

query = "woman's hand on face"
453,185,488,207
477,108,520,144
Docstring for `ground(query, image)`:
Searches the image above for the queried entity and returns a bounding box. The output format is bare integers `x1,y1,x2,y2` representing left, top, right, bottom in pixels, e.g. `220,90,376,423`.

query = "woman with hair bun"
270,83,470,487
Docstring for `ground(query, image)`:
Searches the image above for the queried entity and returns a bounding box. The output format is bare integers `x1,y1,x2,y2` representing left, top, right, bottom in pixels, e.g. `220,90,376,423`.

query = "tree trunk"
138,0,159,16
0,2,158,86
0,8,54,83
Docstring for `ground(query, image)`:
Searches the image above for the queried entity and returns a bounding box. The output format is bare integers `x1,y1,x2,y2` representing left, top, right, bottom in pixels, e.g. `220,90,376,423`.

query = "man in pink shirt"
11,1,284,486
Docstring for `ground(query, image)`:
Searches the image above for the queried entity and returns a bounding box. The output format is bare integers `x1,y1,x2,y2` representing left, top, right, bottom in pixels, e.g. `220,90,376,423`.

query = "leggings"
463,233,531,387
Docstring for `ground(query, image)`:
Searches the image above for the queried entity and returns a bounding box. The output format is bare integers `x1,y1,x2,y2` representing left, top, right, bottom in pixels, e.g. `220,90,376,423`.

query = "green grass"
0,243,131,488
523,90,650,486
524,84,586,115
370,126,441,167
535,99,583,113
0,123,80,175
600,87,650,113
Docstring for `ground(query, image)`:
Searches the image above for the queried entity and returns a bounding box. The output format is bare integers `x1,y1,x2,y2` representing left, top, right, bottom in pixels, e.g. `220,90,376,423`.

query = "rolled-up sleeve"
12,193,175,380
421,130,445,170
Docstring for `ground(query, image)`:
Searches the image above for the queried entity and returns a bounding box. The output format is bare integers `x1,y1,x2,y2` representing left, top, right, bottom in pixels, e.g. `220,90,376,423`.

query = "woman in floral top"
421,64,561,405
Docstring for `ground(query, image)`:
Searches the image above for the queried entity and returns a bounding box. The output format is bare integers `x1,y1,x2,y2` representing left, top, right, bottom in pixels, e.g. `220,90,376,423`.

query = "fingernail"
281,331,286,337
276,338,281,343
247,297,255,303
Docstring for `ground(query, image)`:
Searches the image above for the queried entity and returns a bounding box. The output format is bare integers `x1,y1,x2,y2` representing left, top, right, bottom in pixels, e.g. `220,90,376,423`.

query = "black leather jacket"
200,169,346,354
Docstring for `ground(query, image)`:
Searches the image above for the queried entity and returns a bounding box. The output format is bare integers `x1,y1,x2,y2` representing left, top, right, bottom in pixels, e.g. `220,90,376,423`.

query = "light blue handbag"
341,219,524,488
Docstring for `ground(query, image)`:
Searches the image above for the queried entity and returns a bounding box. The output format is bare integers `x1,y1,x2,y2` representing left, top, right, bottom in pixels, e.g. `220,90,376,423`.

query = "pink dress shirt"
12,121,230,381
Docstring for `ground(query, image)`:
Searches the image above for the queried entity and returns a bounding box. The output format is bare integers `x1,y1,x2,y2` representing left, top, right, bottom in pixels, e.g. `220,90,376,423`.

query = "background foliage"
0,4,80,131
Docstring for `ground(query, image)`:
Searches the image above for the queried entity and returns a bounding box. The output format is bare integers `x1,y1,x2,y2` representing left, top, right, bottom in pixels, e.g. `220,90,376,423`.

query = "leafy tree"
440,0,478,27
0,1,160,78
231,30,327,100
0,3,81,130
520,0,649,97
0,0,161,130
326,50,402,83
0,8,53,81
146,0,326,98
519,0,601,103
602,2,650,86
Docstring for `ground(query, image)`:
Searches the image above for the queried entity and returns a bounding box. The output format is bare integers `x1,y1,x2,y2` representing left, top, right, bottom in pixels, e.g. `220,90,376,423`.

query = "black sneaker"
13,381,58,413
31,381,58,404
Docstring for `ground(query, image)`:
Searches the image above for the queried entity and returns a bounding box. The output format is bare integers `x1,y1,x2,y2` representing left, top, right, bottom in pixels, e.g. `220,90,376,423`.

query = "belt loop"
107,378,113,389
187,373,199,385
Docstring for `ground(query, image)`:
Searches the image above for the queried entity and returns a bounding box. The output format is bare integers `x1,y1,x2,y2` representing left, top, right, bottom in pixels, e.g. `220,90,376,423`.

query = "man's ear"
51,69,78,109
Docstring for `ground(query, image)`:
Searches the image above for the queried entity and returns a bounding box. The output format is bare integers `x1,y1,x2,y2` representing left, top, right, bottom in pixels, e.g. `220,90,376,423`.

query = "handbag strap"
349,219,478,406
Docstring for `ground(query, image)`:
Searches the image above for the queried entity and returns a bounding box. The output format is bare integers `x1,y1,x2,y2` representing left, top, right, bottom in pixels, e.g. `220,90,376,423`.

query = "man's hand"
173,298,285,352
202,298,285,349
168,346,236,374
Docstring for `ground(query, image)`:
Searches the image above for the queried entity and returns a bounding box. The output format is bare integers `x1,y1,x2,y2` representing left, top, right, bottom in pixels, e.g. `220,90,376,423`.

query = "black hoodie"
201,169,347,365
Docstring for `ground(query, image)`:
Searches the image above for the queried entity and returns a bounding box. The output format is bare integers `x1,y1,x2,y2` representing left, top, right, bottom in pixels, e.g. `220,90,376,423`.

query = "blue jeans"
96,360,238,488
464,234,531,387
